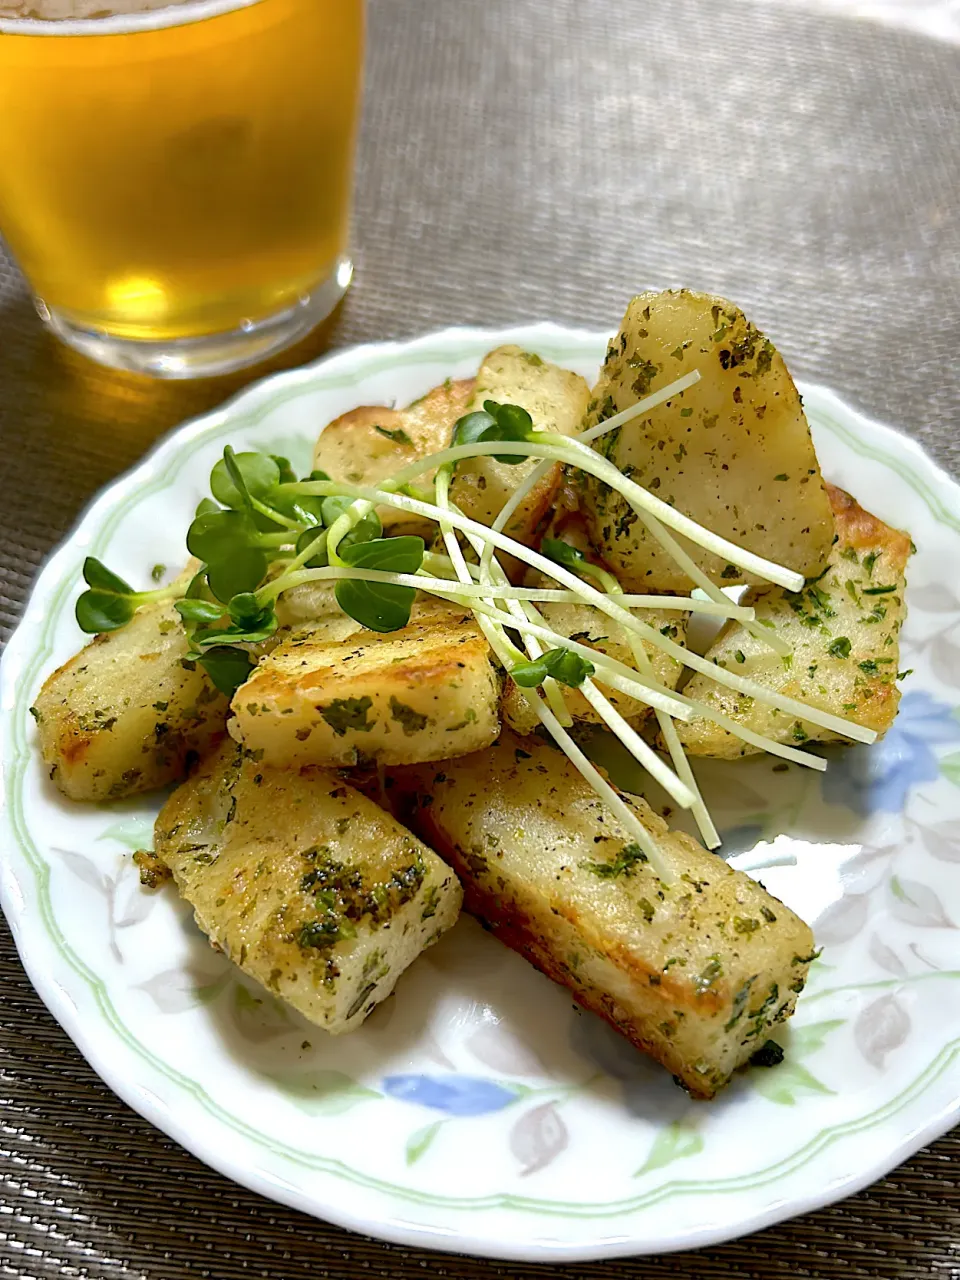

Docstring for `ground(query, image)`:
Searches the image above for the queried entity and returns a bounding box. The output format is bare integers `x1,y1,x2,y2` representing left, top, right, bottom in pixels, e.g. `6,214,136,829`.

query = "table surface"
1,1,958,1276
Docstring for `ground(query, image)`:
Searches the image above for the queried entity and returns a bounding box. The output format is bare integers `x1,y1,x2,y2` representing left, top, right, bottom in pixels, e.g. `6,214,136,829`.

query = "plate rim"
2,322,959,1262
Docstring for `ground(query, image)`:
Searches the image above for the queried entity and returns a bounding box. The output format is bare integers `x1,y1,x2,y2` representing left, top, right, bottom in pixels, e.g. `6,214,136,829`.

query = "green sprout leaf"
82,557,134,595
228,592,269,628
321,495,383,551
192,597,278,648
270,455,297,485
184,566,212,599
451,400,534,465
75,589,136,634
195,497,221,518
207,548,268,603
452,408,496,448
211,448,280,511
75,558,141,632
335,536,424,633
187,509,258,562
196,647,254,697
266,484,326,525
186,509,268,603
540,538,588,573
175,599,226,625
485,399,534,439
540,537,617,588
511,646,595,689
295,526,329,568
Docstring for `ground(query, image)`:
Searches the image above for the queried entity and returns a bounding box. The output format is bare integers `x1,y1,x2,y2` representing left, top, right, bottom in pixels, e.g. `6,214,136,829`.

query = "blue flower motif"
821,690,960,816
381,1073,518,1116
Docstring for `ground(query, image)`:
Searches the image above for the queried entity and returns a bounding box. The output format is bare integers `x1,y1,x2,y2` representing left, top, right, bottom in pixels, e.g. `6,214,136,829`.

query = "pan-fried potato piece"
155,741,461,1034
448,346,590,569
579,290,836,592
312,378,475,535
231,604,501,768
501,602,687,735
272,578,457,645
395,732,815,1098
31,569,228,801
677,485,911,757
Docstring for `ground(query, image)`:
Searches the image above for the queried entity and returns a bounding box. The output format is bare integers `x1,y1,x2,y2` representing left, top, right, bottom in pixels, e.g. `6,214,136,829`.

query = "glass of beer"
0,0,364,378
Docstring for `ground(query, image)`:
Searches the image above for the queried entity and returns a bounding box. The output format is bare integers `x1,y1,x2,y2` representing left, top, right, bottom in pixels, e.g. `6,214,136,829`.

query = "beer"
0,0,364,374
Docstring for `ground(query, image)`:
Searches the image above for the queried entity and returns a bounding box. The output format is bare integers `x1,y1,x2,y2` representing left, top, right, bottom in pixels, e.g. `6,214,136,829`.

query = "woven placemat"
1,0,958,1275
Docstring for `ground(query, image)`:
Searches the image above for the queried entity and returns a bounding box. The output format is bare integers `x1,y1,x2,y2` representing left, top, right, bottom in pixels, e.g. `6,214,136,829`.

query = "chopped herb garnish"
750,1040,784,1068
581,841,648,879
318,696,375,736
827,636,852,659
389,697,428,736
374,425,413,446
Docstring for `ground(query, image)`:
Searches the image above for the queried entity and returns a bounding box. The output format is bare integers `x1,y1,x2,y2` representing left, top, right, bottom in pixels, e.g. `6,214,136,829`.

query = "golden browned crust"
826,483,912,566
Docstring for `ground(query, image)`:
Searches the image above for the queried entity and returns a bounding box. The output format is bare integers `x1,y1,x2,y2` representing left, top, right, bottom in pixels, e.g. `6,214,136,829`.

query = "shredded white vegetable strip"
672,693,828,772
577,680,697,810
466,399,720,842
371,440,804,592
629,507,793,659
576,370,703,444
470,519,696,808
436,466,574,727
313,479,877,745
444,379,719,846
446,466,699,809
468,471,700,812
272,566,692,718
432,462,681,874
269,564,753,617
557,376,792,658
432,469,676,874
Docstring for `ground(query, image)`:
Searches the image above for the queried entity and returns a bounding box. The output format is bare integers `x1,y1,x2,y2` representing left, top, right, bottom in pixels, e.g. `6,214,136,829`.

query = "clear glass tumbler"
0,0,364,378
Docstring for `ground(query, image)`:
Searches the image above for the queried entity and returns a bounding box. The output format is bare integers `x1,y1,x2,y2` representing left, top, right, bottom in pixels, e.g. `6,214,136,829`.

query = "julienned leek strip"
313,479,877,746
459,447,704,815
462,365,790,660
458,377,723,848
462,398,721,845
265,563,754,618
378,440,804,593
430,466,675,877
439,473,700,814
460,486,699,809
433,464,575,729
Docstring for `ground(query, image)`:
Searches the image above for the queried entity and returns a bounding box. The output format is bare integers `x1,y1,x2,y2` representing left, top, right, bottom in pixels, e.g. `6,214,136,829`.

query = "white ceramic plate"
2,325,959,1263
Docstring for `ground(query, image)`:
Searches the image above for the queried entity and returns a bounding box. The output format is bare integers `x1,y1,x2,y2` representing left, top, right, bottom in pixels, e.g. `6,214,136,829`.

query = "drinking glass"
0,0,364,377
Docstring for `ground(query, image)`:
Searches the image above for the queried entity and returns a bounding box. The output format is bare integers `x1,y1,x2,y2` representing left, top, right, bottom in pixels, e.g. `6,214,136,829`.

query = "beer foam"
0,0,262,34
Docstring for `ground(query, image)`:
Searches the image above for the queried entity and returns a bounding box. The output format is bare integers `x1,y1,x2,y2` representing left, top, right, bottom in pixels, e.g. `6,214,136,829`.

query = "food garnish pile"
33,291,913,1099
